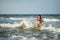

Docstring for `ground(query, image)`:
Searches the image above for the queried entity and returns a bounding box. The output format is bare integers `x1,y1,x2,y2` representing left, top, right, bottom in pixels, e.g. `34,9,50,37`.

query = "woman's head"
37,15,41,19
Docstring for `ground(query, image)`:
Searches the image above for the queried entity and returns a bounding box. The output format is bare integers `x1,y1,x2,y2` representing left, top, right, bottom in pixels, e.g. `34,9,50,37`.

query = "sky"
0,0,60,14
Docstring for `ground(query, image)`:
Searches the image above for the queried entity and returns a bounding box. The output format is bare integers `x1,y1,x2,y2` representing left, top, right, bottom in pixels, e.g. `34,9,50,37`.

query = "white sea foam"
0,17,60,33
0,17,60,22
9,17,60,22
0,22,60,40
9,17,27,20
0,23,21,28
0,23,60,33
41,24,60,33
9,35,39,40
10,35,27,40
0,19,34,29
43,18,60,22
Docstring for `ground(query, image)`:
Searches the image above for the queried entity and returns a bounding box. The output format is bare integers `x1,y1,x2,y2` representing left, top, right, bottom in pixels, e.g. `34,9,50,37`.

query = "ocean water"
0,14,60,40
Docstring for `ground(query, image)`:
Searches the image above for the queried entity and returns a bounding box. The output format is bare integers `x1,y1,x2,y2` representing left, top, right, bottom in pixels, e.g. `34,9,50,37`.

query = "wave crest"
43,18,60,22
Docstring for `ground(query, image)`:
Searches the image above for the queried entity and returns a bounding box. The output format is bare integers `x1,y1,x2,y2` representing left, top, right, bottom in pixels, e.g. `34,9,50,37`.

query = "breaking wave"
43,18,60,22
0,17,60,40
0,24,60,40
9,17,60,22
0,17,60,22
0,17,60,29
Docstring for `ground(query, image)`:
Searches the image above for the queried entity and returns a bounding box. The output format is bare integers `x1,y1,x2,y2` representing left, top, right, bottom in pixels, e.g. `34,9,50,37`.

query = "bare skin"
34,15,44,30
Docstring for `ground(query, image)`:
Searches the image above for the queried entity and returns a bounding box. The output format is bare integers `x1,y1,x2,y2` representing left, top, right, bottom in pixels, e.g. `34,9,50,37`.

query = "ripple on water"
0,28,60,40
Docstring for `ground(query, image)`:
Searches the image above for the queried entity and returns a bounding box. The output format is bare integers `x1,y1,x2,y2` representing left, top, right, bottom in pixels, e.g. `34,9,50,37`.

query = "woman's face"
37,16,41,19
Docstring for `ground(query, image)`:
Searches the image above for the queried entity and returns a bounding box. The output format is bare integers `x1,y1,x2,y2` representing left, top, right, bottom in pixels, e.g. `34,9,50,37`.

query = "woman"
34,15,44,30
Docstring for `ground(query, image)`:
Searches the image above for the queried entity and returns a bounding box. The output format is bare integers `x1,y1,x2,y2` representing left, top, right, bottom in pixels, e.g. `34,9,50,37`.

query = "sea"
0,14,60,40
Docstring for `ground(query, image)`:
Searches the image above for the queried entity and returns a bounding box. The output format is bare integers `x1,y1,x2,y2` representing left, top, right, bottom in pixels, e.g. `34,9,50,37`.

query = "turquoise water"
0,14,60,40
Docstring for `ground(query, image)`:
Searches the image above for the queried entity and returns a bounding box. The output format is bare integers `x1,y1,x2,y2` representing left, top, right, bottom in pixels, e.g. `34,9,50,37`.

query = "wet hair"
38,15,42,23
38,15,41,19
38,15,41,16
